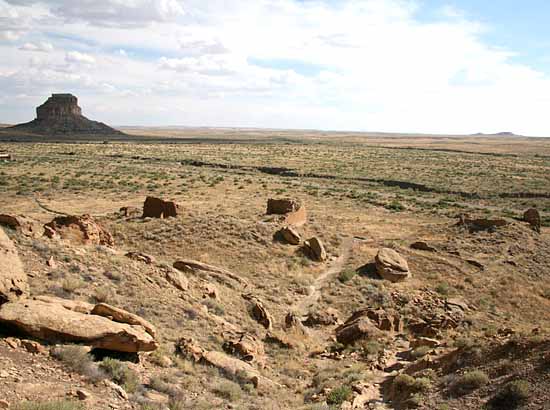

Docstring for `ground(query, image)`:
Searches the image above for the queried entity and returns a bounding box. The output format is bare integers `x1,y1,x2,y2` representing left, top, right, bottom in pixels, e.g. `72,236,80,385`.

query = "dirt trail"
292,236,354,317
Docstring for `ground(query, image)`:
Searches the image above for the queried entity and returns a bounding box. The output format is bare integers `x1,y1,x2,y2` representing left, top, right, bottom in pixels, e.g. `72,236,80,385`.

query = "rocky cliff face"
10,94,122,136
36,94,82,120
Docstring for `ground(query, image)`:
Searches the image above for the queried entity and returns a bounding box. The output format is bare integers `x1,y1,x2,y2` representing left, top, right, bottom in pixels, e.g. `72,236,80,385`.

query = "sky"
1,0,550,136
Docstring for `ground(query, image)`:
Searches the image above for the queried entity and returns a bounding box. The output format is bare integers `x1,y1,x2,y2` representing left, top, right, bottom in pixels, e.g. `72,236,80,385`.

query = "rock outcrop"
0,228,29,304
457,215,508,232
142,197,178,218
176,338,276,390
0,298,157,352
44,215,114,246
9,94,123,135
375,248,411,282
0,214,41,237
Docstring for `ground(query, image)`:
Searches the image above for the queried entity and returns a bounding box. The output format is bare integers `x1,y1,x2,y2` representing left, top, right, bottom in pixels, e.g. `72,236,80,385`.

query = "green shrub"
326,385,352,405
338,269,356,283
50,345,103,380
451,370,489,396
212,380,242,401
99,358,140,393
487,380,529,409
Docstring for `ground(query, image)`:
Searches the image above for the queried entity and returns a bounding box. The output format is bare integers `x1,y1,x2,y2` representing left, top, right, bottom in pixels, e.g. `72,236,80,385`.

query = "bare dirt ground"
0,129,549,410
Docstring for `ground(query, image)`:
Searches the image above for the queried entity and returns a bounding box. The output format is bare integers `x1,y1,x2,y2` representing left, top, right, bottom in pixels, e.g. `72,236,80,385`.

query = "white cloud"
0,0,549,136
19,41,54,52
65,51,96,65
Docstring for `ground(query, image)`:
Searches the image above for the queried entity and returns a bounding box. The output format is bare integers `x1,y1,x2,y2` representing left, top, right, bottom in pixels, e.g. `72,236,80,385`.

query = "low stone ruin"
266,198,307,227
142,196,178,218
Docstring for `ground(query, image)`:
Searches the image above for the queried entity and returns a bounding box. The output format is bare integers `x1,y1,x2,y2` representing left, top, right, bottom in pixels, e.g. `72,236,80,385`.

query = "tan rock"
223,333,266,366
0,214,41,237
33,295,94,314
125,252,155,264
91,303,157,339
375,248,410,282
304,307,341,327
0,228,29,304
0,399,9,409
164,268,189,291
277,226,301,245
43,215,114,246
336,312,382,345
0,299,157,352
174,259,247,286
21,340,46,354
303,237,327,262
119,206,140,218
242,294,273,330
76,389,91,401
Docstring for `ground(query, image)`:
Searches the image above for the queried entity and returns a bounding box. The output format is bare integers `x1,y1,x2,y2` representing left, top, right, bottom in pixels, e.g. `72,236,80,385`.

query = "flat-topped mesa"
36,94,82,120
10,93,123,136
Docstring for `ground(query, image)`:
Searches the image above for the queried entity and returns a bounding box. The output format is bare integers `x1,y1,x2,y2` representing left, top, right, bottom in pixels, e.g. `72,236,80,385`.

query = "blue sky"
1,0,550,136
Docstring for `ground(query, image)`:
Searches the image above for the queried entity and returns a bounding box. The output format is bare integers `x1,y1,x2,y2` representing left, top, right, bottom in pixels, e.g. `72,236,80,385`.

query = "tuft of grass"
326,385,352,405
212,380,242,401
50,345,104,381
338,269,357,283
99,358,140,393
450,370,489,396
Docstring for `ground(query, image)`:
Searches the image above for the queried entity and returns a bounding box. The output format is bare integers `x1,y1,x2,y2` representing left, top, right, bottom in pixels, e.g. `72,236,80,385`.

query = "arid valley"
0,123,549,410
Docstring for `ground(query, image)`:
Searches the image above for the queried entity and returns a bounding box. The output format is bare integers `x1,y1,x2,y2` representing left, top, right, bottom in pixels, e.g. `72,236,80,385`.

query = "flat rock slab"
0,299,157,352
0,228,29,304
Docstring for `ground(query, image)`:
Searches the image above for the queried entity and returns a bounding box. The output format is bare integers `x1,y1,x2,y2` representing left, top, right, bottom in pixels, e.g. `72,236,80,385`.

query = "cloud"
0,0,549,135
65,51,96,65
19,41,54,52
5,0,185,27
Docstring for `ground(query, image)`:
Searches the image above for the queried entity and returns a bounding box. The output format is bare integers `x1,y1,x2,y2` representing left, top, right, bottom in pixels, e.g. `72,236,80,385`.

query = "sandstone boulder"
44,215,114,246
142,197,178,218
176,338,276,390
242,294,273,330
222,333,266,366
375,248,410,282
523,208,541,233
362,308,403,333
276,226,301,245
0,299,157,352
303,237,327,262
0,228,28,304
336,313,382,345
91,303,157,339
